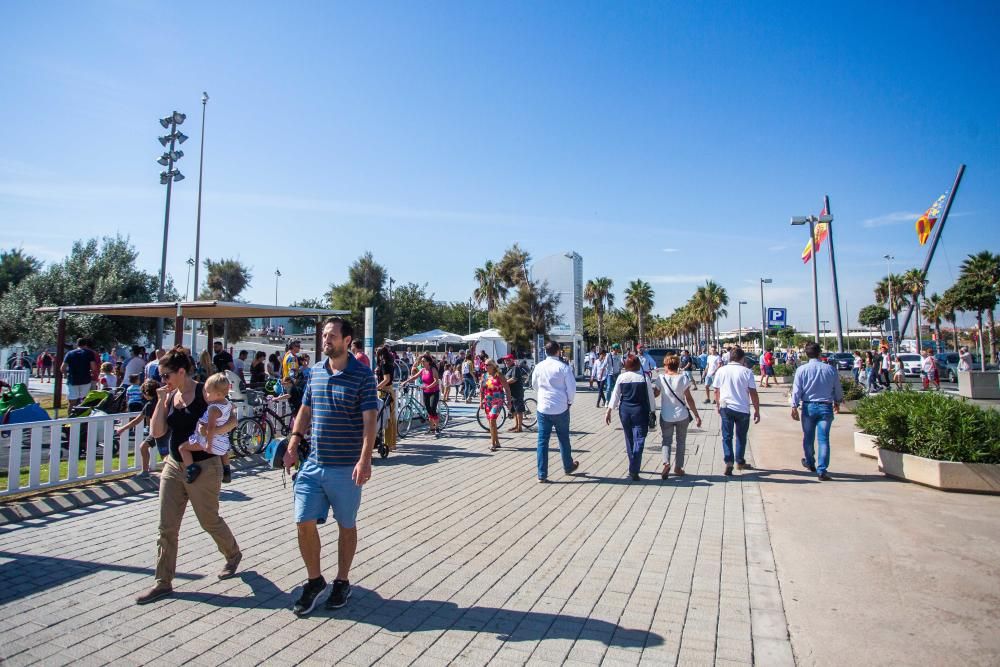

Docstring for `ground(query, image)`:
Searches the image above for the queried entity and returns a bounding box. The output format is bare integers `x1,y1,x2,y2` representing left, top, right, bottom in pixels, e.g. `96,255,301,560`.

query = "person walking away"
479,360,511,450
124,345,146,383
594,351,610,407
375,346,398,452
790,342,843,481
249,351,268,389
893,355,905,390
405,354,443,438
605,344,623,405
852,351,862,384
921,348,940,390
136,347,241,604
351,339,371,368
713,347,760,476
586,346,598,388
653,355,702,479
703,345,722,404
760,348,775,388
145,349,163,383
502,354,528,433
679,349,698,390
461,355,476,402
62,338,99,407
282,340,302,379
234,350,248,384
283,318,378,616
40,351,53,382
879,346,892,390
534,340,581,482
605,355,656,481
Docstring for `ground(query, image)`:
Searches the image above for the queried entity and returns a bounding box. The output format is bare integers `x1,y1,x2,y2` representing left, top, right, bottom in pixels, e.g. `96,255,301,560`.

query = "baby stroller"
375,394,392,459
61,385,131,454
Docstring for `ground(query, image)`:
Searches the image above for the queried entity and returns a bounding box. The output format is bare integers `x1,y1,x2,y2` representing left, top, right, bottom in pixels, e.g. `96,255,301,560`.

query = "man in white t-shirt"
703,346,722,404
712,347,760,476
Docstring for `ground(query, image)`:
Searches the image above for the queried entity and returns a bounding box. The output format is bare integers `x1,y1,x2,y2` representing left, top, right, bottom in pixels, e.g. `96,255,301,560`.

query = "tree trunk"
934,321,942,353
977,311,986,371
913,295,921,351
597,308,604,350
951,311,960,351
988,307,997,364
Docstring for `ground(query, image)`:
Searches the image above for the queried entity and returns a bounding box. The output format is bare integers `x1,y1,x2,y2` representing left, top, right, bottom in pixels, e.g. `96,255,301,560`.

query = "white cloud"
767,244,787,252
643,274,712,284
661,248,679,253
862,211,920,228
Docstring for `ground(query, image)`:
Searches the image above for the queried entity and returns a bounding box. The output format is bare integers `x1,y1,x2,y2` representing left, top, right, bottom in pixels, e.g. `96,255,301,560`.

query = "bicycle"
396,383,449,438
476,397,538,431
233,389,295,456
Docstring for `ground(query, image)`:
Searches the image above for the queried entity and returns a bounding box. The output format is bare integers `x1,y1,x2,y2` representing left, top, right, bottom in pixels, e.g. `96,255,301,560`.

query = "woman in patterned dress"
480,360,511,451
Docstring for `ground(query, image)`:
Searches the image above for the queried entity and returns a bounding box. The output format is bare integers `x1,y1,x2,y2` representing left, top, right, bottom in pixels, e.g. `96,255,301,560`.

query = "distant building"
531,251,584,375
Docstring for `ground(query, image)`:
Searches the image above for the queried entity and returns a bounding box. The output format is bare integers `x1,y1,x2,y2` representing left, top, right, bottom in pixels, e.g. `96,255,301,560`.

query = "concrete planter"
877,449,1000,494
773,376,793,385
854,431,879,459
840,399,859,414
958,370,1000,400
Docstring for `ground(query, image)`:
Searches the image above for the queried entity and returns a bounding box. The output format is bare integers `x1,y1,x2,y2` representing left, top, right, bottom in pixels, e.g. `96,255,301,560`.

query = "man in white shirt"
637,344,657,378
713,347,760,476
703,346,721,405
533,340,581,482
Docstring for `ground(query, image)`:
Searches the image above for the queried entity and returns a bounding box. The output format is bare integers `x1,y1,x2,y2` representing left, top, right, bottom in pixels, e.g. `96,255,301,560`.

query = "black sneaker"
724,465,734,476
802,458,817,473
293,577,327,617
222,466,232,484
324,579,352,609
185,463,202,484
818,472,831,481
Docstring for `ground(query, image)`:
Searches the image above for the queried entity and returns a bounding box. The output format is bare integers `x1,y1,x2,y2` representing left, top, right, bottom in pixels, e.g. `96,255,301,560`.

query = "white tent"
461,328,509,360
393,329,465,346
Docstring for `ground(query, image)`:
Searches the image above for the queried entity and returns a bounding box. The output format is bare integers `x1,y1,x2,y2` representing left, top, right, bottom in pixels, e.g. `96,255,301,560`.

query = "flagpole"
825,195,845,353
897,164,966,338
809,218,820,344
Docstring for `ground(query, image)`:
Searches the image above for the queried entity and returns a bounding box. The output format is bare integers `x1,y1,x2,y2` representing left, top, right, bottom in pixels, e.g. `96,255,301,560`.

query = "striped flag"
801,203,830,263
915,192,947,245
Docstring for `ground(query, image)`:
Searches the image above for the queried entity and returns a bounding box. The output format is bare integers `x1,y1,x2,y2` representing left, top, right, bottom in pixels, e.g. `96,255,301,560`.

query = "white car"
896,353,922,377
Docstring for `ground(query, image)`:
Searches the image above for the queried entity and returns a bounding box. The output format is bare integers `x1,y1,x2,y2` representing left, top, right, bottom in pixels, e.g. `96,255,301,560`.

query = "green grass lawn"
0,451,138,490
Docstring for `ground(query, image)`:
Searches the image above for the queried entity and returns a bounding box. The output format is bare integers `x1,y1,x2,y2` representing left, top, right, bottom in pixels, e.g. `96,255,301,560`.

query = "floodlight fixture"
172,111,186,125
158,135,171,147
790,216,808,225
175,132,188,144
172,170,184,182
157,154,170,166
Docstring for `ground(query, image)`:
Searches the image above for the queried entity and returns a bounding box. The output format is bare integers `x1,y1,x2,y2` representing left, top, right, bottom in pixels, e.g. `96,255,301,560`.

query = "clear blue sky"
3,1,998,332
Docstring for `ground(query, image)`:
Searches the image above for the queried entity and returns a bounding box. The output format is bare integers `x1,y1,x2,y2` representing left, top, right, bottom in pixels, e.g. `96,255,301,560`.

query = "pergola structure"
35,300,348,414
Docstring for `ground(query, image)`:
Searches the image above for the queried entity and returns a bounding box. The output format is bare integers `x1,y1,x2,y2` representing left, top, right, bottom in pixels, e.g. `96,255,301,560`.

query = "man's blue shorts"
293,459,362,528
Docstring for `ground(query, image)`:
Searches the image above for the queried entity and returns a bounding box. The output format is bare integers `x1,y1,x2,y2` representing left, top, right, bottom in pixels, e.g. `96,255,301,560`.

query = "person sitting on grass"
178,373,233,484
115,380,168,479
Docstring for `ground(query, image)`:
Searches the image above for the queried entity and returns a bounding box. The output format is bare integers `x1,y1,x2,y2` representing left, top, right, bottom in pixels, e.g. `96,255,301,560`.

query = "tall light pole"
738,300,748,348
387,276,395,341
274,268,281,306
821,319,830,350
191,91,208,359
184,257,195,299
884,254,895,353
468,297,473,335
792,213,832,343
155,110,187,348
760,278,772,353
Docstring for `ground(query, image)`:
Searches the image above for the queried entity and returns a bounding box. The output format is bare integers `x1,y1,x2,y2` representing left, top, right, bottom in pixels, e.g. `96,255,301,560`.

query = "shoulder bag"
662,374,694,423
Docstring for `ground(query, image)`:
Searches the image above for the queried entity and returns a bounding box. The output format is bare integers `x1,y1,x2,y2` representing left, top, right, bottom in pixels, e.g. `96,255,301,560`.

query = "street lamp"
884,254,896,352
191,91,209,360
155,109,187,348
760,278,772,353
184,257,195,300
738,300,748,348
791,213,832,344
387,276,395,340
820,319,830,350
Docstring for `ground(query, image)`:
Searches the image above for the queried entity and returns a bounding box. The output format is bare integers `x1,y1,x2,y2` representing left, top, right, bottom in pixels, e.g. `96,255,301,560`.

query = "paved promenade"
0,387,793,666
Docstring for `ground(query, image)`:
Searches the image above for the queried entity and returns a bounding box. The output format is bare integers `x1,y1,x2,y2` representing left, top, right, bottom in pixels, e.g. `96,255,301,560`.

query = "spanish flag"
801,204,830,263
915,192,947,245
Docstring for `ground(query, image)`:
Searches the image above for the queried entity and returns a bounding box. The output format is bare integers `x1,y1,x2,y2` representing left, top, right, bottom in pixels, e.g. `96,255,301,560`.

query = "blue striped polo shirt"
303,354,378,467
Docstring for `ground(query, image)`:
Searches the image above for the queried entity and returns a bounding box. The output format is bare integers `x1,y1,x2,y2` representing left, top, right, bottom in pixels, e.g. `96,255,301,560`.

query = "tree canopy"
0,248,42,297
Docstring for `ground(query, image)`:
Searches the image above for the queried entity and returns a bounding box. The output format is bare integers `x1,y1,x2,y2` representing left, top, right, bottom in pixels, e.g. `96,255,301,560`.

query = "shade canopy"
392,329,465,345
35,300,348,319
461,328,508,359
461,328,504,342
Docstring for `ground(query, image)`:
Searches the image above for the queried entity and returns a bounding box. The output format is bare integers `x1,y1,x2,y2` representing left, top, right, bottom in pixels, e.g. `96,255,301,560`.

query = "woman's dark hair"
159,345,194,374
254,351,266,361
623,354,641,372
376,346,393,365
421,353,435,365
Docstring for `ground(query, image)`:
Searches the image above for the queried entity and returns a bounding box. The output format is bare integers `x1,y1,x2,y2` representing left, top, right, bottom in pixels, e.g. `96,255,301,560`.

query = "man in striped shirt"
284,318,378,616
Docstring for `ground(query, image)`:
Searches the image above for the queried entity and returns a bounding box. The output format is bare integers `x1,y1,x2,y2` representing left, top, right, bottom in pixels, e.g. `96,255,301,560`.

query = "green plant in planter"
772,363,796,377
840,376,865,401
854,391,1000,463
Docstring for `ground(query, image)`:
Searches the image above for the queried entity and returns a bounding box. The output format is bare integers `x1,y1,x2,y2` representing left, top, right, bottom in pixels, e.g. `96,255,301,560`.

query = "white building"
531,251,584,375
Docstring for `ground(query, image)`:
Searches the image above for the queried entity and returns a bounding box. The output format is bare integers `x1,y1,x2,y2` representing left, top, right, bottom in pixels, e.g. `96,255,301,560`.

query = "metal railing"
0,369,31,387
1,412,146,498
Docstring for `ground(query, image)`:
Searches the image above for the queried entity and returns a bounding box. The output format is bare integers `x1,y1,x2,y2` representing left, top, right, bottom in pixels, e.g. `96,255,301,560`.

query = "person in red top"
351,340,371,368
760,348,775,388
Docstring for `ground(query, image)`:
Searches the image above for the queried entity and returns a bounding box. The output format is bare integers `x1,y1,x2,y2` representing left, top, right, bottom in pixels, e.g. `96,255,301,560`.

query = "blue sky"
2,1,998,332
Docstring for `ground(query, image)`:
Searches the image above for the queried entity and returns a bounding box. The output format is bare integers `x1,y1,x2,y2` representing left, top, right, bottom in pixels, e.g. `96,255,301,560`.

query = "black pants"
423,390,440,423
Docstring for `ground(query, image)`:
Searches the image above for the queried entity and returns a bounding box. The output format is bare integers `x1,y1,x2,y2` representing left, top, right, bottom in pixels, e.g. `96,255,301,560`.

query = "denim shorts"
293,458,362,528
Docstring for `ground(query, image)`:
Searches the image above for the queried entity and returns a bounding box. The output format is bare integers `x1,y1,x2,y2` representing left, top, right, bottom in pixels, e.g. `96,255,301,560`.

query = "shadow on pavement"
0,550,202,604
375,444,491,467
747,468,894,484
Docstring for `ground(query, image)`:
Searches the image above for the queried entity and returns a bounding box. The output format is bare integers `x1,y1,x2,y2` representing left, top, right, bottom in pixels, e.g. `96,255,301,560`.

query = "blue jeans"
605,373,619,403
462,374,476,400
801,402,833,475
719,407,750,465
537,409,574,479
595,378,607,406
620,407,649,476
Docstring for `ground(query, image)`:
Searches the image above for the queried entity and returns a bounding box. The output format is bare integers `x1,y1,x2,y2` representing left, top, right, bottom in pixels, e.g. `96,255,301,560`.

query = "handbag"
662,375,694,424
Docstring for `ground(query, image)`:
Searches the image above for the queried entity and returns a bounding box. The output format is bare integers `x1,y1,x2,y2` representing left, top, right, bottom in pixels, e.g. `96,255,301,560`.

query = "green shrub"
840,376,865,401
773,363,796,377
854,390,1000,463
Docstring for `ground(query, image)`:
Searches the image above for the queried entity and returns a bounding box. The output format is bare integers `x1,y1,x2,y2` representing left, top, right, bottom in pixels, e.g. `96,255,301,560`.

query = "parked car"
896,353,922,377
743,353,759,369
827,352,854,371
646,348,678,368
935,352,996,382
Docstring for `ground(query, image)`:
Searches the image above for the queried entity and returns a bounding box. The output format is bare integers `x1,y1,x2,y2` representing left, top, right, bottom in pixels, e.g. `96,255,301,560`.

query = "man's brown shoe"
736,463,754,471
565,461,580,474
218,551,242,580
136,584,172,605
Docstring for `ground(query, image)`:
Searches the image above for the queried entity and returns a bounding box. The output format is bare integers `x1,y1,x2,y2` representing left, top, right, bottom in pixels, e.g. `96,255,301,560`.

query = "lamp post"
738,300,748,348
155,110,187,349
791,213,833,344
468,297,473,335
387,276,395,341
884,254,895,353
760,278,772,353
820,319,830,350
191,92,208,359
184,257,195,300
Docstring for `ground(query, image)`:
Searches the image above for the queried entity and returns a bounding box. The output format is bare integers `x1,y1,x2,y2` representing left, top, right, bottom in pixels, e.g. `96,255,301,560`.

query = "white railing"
0,369,31,387
1,412,148,498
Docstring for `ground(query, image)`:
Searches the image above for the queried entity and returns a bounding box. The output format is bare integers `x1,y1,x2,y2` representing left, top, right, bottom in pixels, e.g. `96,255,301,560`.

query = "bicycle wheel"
235,418,267,456
437,401,450,428
398,405,414,437
521,398,538,429
477,404,507,431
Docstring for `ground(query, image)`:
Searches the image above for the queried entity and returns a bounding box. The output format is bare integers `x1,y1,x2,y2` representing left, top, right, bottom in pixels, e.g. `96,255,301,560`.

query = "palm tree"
959,251,1000,364
584,277,615,350
940,287,961,352
624,279,655,344
692,280,729,347
900,268,928,350
921,292,945,353
473,260,507,327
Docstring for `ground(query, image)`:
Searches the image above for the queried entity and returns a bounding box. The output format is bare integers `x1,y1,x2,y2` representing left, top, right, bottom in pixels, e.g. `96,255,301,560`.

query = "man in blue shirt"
790,342,844,481
61,337,98,406
284,318,378,616
637,344,657,378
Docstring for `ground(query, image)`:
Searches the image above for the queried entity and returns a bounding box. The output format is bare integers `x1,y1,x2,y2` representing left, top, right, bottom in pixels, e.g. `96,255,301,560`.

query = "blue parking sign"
767,308,787,328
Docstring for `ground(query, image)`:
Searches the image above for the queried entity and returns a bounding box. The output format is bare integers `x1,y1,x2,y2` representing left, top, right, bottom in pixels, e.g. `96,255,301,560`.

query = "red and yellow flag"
801,204,830,264
915,192,947,245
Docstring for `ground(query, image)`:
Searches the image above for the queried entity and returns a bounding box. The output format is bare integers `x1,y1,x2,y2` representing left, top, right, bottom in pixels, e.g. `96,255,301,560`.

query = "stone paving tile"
0,383,793,665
